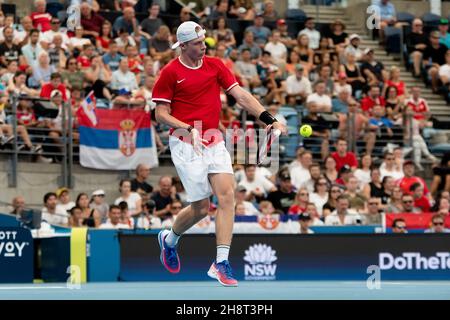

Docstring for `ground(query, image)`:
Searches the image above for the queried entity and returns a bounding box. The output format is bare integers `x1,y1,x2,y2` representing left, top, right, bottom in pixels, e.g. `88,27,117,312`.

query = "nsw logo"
244,243,277,280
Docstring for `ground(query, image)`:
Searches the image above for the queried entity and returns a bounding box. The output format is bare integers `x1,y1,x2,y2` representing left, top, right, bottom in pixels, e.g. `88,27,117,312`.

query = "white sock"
164,229,181,248
216,245,230,263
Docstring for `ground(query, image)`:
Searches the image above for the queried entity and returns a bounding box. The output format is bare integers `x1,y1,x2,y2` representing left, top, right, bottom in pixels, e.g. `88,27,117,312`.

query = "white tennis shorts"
169,136,234,202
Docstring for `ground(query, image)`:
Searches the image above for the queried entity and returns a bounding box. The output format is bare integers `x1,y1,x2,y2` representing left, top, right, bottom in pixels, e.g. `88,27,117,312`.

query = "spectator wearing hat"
406,18,428,78
344,34,364,62
42,192,69,226
360,48,387,87
235,185,260,215
90,190,109,223
298,18,320,50
264,30,287,65
438,19,450,49
425,214,450,233
99,205,131,229
55,187,75,214
275,19,296,49
131,164,154,194
297,212,315,234
328,19,349,57
423,31,449,93
335,164,353,187
325,194,362,225
266,171,296,214
245,13,271,48
285,63,312,105
391,218,408,233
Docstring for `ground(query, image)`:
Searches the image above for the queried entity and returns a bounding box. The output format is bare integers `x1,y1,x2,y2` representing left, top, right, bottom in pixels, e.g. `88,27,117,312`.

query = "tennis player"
152,21,287,287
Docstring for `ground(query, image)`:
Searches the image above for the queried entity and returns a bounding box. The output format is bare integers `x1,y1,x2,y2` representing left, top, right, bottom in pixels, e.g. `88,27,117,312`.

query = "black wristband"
259,111,278,125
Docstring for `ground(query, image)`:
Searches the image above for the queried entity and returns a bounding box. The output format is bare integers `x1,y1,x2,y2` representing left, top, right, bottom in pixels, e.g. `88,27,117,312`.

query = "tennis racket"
257,126,281,165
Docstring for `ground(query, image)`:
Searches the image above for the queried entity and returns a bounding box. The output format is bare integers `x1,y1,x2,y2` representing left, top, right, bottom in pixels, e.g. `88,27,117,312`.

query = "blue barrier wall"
87,229,120,282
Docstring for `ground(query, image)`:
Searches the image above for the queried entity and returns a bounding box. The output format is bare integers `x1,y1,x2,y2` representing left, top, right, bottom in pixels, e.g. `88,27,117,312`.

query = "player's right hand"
190,128,208,156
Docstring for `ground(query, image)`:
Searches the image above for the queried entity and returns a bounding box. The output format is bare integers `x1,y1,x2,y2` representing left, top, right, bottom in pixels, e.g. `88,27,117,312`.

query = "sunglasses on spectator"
414,23,423,26
433,222,444,226
395,225,406,229
386,157,394,160
300,193,309,196
368,202,378,205
52,20,60,24
318,182,327,186
403,200,413,203
331,189,341,193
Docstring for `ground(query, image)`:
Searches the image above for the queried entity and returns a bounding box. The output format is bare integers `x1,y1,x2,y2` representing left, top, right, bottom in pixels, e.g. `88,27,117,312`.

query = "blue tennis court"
1,281,449,300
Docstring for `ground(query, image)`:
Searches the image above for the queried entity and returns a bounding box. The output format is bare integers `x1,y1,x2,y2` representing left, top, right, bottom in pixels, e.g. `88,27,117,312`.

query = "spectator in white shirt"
424,214,450,233
114,179,142,217
41,192,69,226
285,63,312,104
264,30,287,65
235,185,260,215
325,195,362,225
40,17,70,50
99,205,131,229
354,154,373,189
306,80,332,113
438,49,450,86
290,150,313,189
309,177,329,217
345,34,364,62
298,18,320,50
55,187,75,214
238,164,277,202
111,57,138,92
380,151,404,180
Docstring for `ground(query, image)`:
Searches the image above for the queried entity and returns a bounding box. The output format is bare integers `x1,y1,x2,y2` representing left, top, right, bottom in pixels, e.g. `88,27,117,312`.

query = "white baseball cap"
171,21,206,50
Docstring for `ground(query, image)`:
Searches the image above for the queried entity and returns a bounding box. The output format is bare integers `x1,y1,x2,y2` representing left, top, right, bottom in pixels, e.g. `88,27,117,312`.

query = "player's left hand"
270,122,288,136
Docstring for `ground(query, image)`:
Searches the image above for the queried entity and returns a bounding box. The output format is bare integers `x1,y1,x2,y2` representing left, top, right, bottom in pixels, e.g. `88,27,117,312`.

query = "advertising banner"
119,234,450,281
0,228,34,283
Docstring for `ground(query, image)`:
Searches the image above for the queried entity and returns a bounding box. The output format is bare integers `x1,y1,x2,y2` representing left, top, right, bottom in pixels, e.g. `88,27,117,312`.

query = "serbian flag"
81,91,98,126
77,107,158,170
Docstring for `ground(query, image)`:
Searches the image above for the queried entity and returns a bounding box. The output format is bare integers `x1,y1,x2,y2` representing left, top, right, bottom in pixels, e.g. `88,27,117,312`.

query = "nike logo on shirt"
177,79,186,84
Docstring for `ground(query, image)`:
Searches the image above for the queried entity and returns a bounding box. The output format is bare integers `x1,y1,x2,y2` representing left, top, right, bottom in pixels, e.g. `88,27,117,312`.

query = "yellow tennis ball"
300,125,312,137
205,37,216,48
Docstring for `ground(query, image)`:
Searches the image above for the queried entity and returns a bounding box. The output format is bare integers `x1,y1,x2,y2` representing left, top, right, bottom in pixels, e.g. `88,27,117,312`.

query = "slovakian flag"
77,107,158,170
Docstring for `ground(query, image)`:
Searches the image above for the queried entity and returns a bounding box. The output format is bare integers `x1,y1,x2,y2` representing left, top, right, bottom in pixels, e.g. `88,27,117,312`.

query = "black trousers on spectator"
85,80,108,99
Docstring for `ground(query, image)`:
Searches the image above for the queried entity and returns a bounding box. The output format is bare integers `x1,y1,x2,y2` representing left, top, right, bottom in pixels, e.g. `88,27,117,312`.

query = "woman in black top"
384,85,404,121
328,19,348,60
76,193,100,228
322,184,344,219
406,19,429,77
362,168,385,200
341,51,366,97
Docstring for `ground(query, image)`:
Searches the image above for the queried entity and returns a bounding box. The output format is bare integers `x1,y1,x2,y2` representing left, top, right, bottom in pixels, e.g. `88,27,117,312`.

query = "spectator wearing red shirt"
80,1,105,38
384,66,407,101
410,182,431,212
397,160,430,198
40,73,68,102
360,85,385,116
288,188,309,215
30,0,52,32
405,86,429,121
331,138,358,171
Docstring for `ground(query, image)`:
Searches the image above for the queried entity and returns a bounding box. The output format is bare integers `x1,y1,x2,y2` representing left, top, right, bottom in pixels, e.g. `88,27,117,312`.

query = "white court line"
0,286,67,290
